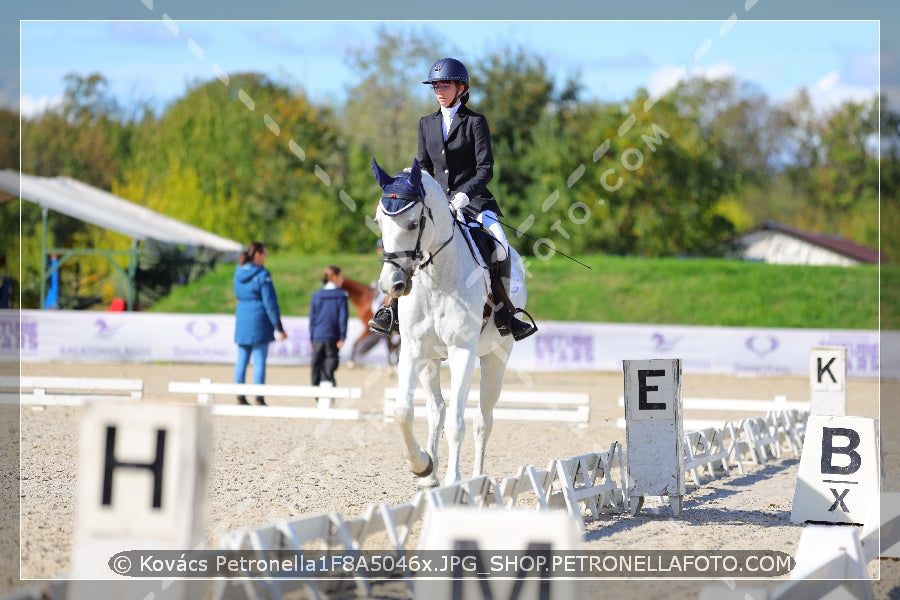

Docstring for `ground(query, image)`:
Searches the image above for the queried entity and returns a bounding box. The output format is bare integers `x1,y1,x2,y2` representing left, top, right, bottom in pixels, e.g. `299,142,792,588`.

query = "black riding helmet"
422,57,470,106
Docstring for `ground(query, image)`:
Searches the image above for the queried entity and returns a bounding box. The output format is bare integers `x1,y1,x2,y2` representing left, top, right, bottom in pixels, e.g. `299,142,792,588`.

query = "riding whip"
461,206,592,270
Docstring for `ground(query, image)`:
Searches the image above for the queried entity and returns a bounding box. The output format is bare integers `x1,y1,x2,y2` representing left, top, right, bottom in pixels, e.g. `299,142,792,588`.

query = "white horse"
372,157,526,487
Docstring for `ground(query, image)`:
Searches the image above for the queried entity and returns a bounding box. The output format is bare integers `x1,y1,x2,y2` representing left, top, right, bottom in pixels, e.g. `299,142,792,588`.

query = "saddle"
456,216,500,326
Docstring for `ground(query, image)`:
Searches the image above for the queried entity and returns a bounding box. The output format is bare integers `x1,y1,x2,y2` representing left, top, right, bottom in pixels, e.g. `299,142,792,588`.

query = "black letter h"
101,425,166,508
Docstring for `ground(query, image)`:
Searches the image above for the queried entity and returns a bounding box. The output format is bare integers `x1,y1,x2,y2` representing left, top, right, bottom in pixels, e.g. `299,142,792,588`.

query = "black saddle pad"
467,223,498,268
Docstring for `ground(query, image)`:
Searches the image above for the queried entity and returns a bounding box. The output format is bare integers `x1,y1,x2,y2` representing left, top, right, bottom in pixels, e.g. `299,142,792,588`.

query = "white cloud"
646,62,738,98
807,70,875,112
19,95,62,118
646,65,687,98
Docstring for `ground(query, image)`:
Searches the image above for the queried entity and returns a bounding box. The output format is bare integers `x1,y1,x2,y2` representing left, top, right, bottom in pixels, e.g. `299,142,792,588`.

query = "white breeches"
476,210,508,263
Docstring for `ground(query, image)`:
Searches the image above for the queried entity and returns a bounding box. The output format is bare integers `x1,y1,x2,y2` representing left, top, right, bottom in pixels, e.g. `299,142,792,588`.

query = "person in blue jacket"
309,265,348,387
233,241,287,405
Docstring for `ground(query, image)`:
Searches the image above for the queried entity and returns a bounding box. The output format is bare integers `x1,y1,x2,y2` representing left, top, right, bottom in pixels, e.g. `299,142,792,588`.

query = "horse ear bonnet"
373,157,424,216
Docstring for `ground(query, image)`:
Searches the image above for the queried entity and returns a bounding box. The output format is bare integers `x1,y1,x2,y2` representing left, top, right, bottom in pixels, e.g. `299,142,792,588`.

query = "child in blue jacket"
309,265,348,386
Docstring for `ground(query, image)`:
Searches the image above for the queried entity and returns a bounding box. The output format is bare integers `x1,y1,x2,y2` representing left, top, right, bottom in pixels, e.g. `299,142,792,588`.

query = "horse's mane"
419,169,446,203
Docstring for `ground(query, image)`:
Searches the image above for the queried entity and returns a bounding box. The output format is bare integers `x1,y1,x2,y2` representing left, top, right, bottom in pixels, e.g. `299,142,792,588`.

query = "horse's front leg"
395,352,433,481
443,345,478,486
419,358,444,488
472,348,508,477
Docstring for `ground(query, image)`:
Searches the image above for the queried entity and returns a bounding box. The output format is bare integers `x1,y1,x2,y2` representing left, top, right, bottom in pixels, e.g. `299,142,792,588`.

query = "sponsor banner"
0,310,883,379
510,321,882,379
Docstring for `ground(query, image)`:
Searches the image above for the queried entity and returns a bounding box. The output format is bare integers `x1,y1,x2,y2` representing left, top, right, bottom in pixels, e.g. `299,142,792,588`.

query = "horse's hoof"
412,455,433,478
416,478,439,490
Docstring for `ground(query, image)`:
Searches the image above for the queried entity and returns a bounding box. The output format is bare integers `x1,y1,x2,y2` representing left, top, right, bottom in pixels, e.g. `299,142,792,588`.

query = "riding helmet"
422,58,470,85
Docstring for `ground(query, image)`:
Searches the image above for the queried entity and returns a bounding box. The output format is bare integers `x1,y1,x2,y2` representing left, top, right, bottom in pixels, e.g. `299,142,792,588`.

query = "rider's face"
432,81,462,108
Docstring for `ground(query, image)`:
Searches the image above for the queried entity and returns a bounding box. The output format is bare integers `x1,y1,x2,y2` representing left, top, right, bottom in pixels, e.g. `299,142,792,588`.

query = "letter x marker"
828,488,850,512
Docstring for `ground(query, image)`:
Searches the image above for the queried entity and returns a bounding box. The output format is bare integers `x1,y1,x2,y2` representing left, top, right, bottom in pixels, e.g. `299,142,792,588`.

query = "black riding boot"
491,256,537,341
369,298,399,336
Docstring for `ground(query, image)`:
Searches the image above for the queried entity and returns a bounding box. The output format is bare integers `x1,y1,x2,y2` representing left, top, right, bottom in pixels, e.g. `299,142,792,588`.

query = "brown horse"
339,276,399,364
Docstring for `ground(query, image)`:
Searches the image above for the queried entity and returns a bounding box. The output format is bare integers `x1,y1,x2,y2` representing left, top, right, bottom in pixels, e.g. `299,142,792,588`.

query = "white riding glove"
450,192,470,212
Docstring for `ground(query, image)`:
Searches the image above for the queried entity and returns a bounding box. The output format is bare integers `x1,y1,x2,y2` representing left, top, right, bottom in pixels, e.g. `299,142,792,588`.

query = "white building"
731,221,882,266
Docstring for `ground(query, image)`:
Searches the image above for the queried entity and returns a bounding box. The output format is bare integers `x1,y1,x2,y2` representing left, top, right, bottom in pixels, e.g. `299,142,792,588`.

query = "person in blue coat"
309,265,348,387
234,241,287,405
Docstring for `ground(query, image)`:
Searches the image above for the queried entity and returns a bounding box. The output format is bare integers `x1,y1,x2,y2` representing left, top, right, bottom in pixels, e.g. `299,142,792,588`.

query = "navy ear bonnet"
372,158,424,216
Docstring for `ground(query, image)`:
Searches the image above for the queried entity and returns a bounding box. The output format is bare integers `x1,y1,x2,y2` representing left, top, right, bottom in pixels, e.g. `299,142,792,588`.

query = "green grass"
149,253,883,330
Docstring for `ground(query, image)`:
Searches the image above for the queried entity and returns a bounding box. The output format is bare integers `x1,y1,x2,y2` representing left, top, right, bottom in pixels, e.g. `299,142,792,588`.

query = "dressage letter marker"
791,415,884,524
415,508,582,600
809,346,847,415
623,359,684,516
71,402,211,581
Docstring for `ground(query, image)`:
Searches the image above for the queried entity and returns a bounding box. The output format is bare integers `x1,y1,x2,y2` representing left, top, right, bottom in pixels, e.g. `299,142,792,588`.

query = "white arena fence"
3,309,886,379
0,375,143,406
7,372,895,600
204,407,814,600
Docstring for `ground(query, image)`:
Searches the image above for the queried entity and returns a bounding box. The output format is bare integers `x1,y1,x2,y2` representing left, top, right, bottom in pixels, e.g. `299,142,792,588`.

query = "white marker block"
416,508,582,600
862,492,900,561
623,359,684,516
810,346,847,415
779,525,875,600
70,402,212,580
791,415,883,524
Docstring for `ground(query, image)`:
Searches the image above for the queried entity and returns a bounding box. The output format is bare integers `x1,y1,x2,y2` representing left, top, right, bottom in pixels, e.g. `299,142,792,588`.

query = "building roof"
0,170,243,259
746,221,884,264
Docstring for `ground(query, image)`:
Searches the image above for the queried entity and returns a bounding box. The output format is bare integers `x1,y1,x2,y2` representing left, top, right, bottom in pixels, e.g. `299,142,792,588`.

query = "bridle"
379,185,456,285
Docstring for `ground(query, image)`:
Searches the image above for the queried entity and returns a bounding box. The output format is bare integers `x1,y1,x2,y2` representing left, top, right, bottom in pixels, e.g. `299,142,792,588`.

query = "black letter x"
828,488,849,512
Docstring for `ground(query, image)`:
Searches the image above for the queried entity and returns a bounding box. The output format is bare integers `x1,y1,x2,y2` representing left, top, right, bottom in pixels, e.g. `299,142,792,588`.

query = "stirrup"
368,305,398,336
495,306,538,341
509,308,538,341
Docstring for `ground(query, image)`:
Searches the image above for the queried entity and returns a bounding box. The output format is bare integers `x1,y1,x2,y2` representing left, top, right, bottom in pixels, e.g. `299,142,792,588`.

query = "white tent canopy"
0,170,243,255
2,170,243,309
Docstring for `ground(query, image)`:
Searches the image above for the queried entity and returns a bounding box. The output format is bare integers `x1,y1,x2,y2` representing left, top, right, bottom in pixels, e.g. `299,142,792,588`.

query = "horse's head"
372,157,450,298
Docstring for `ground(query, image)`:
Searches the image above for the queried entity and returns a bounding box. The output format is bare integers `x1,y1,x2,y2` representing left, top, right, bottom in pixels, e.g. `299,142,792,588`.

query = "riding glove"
450,192,470,211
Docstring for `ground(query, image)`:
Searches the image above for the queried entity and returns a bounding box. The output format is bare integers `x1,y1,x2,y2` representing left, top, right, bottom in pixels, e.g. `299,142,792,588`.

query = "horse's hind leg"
472,348,509,477
351,330,379,363
395,353,437,485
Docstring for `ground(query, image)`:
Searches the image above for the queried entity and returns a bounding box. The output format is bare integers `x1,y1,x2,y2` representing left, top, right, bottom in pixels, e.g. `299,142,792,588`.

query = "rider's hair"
239,241,266,266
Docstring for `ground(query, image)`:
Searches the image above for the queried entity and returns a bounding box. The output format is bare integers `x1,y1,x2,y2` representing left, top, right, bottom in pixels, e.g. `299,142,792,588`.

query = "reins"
379,195,456,278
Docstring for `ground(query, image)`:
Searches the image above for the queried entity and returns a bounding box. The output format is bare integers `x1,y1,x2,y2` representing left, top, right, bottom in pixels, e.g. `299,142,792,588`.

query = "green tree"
0,108,18,170
471,47,577,216
125,72,344,250
340,26,438,170
881,101,900,263
21,73,134,189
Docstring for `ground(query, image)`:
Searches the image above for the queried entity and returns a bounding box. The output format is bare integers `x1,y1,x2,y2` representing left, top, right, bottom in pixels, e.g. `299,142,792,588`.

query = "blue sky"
19,20,879,117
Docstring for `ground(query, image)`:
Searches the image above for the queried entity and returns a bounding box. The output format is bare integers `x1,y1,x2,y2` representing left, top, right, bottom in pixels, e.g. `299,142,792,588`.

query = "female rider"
369,57,537,341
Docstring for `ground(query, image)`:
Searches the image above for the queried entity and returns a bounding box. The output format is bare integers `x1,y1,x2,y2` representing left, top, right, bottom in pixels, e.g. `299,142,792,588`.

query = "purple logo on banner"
186,320,218,340
745,334,778,357
651,332,682,352
535,334,594,365
93,318,122,339
0,314,37,353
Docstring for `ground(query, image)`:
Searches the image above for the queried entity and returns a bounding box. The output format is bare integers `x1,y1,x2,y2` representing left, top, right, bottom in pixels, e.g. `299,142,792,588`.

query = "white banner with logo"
0,309,886,380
